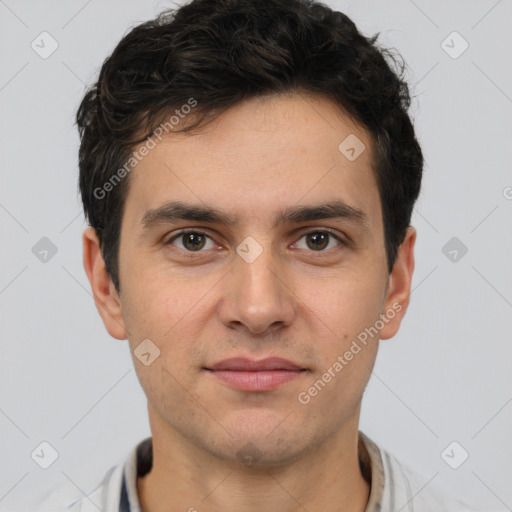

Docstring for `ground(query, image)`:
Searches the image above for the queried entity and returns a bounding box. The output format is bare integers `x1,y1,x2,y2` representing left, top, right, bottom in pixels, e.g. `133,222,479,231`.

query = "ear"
379,226,416,341
82,226,127,340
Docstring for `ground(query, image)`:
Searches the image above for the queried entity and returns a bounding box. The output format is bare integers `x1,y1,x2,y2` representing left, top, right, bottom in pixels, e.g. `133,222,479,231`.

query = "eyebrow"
140,199,370,232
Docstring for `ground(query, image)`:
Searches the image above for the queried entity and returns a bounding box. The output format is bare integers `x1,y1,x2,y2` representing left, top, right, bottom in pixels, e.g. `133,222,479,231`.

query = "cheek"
298,271,384,391
120,271,212,378
120,266,191,335
307,270,386,338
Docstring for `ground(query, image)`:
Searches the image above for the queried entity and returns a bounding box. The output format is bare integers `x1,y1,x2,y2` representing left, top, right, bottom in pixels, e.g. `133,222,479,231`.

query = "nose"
218,243,296,336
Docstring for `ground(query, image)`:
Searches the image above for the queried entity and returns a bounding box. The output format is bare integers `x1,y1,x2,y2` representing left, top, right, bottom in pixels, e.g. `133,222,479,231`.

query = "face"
84,91,415,467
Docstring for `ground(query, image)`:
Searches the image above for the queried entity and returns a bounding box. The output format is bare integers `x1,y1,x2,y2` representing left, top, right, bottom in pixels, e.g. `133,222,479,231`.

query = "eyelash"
164,228,347,254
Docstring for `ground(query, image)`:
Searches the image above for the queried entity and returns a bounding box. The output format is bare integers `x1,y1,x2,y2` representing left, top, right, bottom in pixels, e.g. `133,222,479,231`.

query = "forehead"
123,92,382,233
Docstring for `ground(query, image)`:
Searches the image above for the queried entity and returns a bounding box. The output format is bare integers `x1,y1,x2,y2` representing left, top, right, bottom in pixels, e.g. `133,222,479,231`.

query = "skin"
83,91,416,512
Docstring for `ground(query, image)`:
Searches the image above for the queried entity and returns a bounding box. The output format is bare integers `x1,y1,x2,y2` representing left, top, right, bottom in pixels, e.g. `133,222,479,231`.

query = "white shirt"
32,431,477,512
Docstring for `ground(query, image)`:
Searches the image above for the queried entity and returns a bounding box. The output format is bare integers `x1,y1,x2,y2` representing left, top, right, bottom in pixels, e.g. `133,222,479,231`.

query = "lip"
204,357,307,392
206,357,304,371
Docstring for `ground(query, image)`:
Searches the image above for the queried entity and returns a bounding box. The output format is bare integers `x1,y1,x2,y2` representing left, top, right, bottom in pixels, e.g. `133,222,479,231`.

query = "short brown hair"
76,0,423,293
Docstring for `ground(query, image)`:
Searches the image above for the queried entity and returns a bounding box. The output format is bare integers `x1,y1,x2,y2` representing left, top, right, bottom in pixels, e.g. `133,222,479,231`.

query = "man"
38,0,476,510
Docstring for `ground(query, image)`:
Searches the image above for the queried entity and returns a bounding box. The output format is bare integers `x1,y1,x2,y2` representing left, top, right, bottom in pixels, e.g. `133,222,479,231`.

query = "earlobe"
379,226,416,341
82,227,127,340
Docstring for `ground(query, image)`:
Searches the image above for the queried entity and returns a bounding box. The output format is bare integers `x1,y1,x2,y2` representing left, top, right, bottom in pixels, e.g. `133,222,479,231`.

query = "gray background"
1,0,511,510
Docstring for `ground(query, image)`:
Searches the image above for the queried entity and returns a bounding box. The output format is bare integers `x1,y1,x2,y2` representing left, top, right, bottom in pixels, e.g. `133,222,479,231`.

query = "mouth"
204,357,308,392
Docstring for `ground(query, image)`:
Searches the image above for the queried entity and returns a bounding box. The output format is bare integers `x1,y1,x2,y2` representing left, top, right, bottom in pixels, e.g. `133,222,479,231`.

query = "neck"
137,407,371,512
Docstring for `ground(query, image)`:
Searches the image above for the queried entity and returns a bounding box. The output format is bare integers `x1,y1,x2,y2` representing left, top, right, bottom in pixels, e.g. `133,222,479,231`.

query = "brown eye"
295,230,343,252
182,232,206,251
306,232,329,250
166,230,214,252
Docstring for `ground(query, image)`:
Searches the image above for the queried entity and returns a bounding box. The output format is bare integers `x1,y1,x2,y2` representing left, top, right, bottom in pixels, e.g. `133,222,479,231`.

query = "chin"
199,423,314,468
